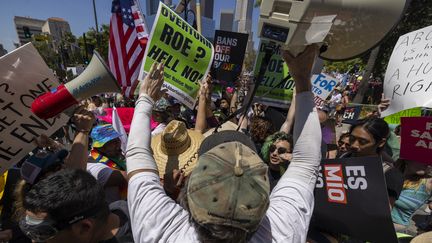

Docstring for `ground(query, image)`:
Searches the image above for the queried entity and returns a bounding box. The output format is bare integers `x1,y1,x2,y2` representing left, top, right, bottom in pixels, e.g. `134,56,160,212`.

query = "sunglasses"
269,144,290,155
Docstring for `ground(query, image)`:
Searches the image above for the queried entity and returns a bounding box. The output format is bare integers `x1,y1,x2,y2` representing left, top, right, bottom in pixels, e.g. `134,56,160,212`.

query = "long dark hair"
349,117,390,153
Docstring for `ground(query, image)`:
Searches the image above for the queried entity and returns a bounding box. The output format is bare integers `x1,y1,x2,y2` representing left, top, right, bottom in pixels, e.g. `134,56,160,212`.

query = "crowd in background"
0,45,431,243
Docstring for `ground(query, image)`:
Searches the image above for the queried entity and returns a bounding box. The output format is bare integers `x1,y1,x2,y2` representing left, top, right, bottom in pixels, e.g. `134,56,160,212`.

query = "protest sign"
311,73,340,101
139,2,214,109
342,104,378,124
0,43,69,174
400,117,432,164
313,157,397,243
211,30,248,85
384,107,422,125
254,40,293,108
382,25,432,116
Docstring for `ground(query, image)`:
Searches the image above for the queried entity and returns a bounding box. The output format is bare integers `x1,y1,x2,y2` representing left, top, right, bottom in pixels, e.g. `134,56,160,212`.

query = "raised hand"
72,106,95,134
377,93,391,115
281,44,320,93
140,62,165,101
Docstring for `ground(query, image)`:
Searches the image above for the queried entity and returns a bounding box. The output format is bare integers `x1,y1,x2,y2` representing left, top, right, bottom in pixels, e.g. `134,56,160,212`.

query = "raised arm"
280,89,296,134
126,63,193,242
256,45,322,242
64,106,95,170
195,75,212,134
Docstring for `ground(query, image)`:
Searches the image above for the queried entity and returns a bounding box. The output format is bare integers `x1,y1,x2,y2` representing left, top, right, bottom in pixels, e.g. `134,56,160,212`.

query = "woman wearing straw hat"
150,75,213,200
151,120,204,199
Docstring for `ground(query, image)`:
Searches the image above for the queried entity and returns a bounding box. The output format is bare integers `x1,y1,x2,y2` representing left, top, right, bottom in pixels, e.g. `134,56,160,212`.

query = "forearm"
284,92,321,188
126,94,158,176
195,97,207,133
280,91,296,134
64,132,89,170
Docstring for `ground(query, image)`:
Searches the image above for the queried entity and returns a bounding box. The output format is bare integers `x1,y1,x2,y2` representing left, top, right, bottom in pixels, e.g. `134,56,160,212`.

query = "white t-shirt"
87,163,121,203
126,93,322,243
151,123,166,137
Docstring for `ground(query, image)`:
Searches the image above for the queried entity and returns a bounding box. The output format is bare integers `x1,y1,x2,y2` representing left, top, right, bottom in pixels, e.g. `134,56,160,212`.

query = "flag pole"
196,0,202,33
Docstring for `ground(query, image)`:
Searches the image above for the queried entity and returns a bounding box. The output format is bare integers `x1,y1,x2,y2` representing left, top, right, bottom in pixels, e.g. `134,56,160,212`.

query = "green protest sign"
384,107,422,125
254,40,294,108
139,2,214,108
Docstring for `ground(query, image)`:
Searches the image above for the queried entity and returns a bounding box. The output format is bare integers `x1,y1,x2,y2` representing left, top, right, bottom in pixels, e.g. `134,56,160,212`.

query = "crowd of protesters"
0,44,431,243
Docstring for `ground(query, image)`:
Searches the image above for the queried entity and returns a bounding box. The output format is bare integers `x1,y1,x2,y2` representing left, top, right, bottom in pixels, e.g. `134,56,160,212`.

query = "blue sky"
0,0,260,53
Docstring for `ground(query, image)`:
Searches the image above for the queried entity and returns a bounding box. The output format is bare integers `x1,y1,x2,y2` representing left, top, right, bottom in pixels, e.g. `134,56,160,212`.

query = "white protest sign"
311,73,340,100
382,25,432,116
0,43,69,174
311,73,340,108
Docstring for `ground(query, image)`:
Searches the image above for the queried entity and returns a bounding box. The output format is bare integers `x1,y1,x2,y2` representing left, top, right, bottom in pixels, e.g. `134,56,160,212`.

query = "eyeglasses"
19,206,100,242
269,144,290,154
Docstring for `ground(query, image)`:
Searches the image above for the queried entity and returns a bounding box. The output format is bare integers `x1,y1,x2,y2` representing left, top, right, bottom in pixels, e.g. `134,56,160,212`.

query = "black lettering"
410,79,424,92
392,84,402,99
425,80,432,92
21,115,48,137
148,45,162,60
10,128,33,143
407,63,424,78
403,82,410,95
20,94,35,108
0,140,22,161
161,5,169,17
2,102,22,116
160,24,175,45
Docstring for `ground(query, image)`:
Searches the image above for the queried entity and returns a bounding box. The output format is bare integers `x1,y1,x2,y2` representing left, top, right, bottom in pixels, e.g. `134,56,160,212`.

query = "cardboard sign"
254,40,293,108
313,157,397,243
139,2,214,109
382,25,432,116
384,107,422,125
311,73,340,101
342,104,378,124
0,43,69,174
400,117,432,164
211,30,248,85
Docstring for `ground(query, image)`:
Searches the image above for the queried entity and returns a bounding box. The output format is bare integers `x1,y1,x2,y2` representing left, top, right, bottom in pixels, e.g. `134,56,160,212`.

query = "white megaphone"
258,0,408,60
31,51,121,119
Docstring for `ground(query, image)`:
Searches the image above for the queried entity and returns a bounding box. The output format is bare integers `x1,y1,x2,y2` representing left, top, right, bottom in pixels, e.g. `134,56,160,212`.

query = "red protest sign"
400,117,432,165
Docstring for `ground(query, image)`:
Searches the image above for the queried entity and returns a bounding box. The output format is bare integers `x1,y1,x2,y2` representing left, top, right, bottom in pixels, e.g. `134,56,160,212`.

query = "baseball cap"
187,131,270,233
90,124,121,148
153,98,172,113
21,149,69,185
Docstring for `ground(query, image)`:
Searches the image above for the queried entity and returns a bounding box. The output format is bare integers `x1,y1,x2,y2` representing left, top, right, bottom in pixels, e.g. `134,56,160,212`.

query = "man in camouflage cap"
126,46,322,242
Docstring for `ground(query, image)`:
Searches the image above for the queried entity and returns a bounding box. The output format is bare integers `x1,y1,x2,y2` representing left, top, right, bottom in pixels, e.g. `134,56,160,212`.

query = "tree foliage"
76,24,110,62
374,0,432,78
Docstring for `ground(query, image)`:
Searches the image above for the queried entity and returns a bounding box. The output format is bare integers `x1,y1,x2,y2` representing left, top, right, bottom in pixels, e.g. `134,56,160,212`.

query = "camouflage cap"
187,131,270,233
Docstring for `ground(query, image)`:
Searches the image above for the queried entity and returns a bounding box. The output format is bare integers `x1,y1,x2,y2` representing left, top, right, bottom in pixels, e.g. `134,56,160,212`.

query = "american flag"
109,0,148,98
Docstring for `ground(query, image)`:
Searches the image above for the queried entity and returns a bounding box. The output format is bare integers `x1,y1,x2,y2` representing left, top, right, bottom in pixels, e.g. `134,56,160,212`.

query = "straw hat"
411,232,432,243
151,120,204,178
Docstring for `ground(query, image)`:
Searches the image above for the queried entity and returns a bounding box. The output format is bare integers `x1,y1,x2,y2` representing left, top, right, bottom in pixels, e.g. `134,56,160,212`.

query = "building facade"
234,0,254,54
42,17,72,50
14,16,45,45
219,9,234,32
145,0,215,41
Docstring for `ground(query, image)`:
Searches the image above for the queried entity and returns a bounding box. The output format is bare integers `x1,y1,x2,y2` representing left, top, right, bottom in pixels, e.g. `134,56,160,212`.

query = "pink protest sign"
400,117,432,164
98,108,159,133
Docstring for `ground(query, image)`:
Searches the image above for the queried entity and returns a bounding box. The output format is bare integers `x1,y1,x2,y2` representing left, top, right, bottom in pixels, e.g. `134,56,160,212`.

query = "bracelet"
76,129,91,134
